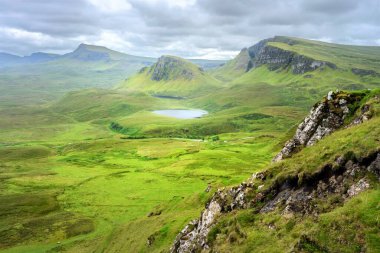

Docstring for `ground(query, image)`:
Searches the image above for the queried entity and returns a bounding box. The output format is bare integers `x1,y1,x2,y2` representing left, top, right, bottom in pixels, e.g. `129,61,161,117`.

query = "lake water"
152,109,208,119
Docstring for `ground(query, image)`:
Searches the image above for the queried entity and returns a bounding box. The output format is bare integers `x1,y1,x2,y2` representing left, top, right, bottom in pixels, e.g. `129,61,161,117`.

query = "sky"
0,0,379,59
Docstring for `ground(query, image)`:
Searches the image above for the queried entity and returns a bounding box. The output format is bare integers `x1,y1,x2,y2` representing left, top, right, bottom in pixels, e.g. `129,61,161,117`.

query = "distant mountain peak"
74,43,106,52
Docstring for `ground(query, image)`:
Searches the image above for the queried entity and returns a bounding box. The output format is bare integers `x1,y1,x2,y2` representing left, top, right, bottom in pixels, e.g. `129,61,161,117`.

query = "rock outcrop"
149,56,201,81
273,91,366,162
351,68,379,77
170,175,258,253
244,37,336,74
171,150,380,253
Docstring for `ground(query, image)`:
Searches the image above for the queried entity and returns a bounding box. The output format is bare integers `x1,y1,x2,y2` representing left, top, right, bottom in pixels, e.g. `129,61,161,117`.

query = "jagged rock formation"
272,91,367,162
233,36,337,75
248,44,336,74
149,56,202,81
170,175,258,253
260,152,379,216
170,150,380,253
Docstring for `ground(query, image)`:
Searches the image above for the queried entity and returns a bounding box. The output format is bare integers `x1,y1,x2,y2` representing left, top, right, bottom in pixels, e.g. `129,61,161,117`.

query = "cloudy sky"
0,0,379,59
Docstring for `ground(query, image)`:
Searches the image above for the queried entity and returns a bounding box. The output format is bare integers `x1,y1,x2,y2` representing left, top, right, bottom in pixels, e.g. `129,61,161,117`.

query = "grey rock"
246,37,336,74
149,56,198,81
273,91,365,162
349,104,373,126
347,178,370,197
367,153,380,178
351,68,379,77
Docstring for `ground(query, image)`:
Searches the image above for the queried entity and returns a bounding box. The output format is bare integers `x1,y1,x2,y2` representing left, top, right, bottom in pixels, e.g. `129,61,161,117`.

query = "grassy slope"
209,48,251,82
269,36,380,70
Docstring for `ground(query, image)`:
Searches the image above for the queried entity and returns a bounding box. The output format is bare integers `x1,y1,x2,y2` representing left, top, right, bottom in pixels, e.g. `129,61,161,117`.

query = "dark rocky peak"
149,55,202,81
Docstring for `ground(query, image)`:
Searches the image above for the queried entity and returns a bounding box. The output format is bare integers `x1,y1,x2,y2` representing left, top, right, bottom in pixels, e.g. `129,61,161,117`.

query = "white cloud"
0,27,58,46
94,30,133,50
188,48,238,60
138,0,196,8
87,0,132,13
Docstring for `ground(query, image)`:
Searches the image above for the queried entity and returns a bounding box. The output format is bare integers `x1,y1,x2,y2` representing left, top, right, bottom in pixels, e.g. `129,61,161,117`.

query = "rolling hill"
119,55,223,97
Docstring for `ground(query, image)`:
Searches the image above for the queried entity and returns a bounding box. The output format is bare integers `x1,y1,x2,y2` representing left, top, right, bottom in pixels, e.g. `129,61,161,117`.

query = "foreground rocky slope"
171,90,380,253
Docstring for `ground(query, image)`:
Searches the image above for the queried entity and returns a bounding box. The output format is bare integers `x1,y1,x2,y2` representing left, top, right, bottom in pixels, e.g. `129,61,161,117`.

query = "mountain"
0,52,21,67
212,36,380,88
0,44,156,106
119,55,222,97
0,52,60,67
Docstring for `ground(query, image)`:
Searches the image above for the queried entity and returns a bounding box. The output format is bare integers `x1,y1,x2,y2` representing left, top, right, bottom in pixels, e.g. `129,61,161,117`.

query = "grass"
0,131,275,252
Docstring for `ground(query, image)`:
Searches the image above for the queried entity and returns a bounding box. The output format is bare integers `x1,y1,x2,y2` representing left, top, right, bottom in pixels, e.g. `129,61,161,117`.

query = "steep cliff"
170,90,380,253
213,36,338,80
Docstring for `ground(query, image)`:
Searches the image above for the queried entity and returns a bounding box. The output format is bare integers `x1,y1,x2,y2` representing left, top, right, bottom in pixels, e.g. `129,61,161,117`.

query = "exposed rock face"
351,68,379,77
261,152,379,216
149,56,200,81
250,45,335,74
245,37,336,74
170,151,380,252
232,48,252,72
170,177,258,253
350,103,373,126
273,91,365,162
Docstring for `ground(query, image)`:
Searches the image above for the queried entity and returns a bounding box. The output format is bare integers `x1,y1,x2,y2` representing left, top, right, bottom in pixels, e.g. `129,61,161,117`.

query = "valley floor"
0,105,282,252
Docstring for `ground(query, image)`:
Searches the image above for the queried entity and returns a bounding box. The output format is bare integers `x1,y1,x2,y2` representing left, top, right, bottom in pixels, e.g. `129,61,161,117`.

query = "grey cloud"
0,0,379,58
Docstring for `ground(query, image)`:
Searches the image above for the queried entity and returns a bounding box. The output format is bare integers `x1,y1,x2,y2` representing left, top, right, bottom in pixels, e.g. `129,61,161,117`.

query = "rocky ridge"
170,91,379,253
234,37,337,75
273,90,369,162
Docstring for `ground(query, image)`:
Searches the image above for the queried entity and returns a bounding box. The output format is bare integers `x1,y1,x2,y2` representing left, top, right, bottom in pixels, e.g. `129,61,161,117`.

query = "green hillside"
212,36,380,88
119,55,222,97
